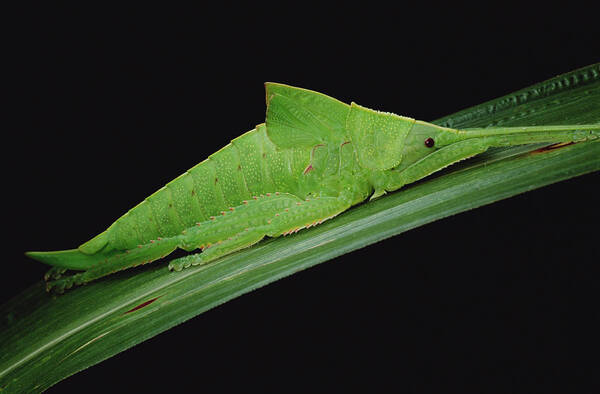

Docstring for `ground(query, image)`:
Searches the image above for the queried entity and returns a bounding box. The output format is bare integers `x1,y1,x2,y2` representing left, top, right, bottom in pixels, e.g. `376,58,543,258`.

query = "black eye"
424,137,435,148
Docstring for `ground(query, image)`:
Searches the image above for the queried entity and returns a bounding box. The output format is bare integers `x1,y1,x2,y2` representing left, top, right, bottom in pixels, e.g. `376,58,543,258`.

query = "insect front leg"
383,140,489,194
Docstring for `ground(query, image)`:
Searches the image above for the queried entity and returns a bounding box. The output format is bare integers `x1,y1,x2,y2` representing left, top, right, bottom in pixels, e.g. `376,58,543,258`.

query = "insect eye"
424,137,435,148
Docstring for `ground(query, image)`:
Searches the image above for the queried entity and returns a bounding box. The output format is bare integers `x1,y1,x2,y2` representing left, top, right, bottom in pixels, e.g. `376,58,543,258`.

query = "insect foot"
167,253,204,272
44,266,68,281
45,273,85,294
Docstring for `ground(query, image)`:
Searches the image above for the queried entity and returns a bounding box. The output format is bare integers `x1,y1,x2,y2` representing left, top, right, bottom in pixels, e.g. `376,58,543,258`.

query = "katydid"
26,83,600,293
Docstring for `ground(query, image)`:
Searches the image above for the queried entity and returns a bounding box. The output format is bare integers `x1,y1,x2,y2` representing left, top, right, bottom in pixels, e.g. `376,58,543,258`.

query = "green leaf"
1,63,599,392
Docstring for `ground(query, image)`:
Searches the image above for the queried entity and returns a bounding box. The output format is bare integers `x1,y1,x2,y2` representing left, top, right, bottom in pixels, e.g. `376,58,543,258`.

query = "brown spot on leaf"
123,296,161,314
530,142,574,155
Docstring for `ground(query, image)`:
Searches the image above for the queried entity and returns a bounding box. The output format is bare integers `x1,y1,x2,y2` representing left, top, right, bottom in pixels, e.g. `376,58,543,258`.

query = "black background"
5,4,600,393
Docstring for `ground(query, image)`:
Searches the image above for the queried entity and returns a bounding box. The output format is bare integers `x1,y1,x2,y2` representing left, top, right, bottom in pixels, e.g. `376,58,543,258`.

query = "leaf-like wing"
265,83,350,148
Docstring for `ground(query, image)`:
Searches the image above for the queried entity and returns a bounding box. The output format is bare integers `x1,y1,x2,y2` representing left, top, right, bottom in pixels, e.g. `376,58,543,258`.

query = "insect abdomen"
231,125,277,195
209,141,253,207
83,125,302,253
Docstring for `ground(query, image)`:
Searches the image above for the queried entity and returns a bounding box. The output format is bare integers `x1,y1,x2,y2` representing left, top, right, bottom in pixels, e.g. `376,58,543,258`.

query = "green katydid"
26,83,600,293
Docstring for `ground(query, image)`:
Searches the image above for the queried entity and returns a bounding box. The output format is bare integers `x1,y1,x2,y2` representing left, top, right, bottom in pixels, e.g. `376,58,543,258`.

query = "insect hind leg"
44,266,68,281
168,227,266,271
168,192,306,271
46,236,181,293
168,193,353,272
45,271,87,293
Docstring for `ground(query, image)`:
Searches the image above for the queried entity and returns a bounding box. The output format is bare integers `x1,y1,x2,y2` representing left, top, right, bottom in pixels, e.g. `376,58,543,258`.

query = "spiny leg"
265,194,352,237
46,192,355,291
46,193,306,291
169,193,353,272
168,192,305,271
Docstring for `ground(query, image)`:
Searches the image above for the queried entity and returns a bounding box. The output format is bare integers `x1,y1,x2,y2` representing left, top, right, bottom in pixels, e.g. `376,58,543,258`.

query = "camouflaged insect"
27,83,600,292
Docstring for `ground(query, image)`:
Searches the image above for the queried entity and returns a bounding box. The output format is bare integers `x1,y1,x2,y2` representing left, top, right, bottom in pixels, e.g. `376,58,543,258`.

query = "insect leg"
168,193,305,271
44,266,68,281
265,194,352,237
45,236,181,293
382,140,489,195
168,227,267,271
167,192,352,272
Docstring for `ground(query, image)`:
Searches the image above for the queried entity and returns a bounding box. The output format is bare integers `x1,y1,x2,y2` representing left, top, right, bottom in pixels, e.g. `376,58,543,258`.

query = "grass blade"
1,63,599,392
